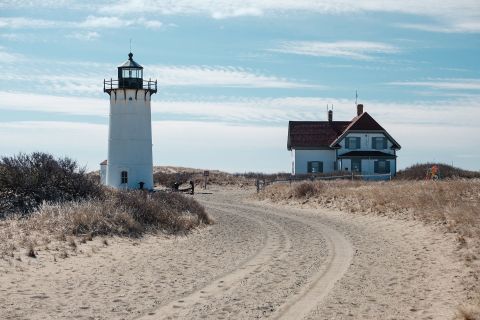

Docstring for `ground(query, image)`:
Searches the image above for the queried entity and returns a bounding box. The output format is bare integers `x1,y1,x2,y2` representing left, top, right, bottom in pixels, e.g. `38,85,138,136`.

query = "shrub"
396,163,480,180
20,190,212,239
0,152,103,216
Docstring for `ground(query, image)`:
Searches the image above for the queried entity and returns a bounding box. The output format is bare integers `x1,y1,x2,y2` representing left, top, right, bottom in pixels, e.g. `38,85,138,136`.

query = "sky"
0,0,479,173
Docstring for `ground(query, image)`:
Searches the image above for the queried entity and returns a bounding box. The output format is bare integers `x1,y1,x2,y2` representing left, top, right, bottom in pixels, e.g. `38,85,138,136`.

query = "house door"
351,159,362,173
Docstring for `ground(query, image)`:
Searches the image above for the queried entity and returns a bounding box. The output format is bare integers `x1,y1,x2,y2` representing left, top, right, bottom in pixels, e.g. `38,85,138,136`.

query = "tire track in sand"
138,196,353,319
205,200,354,320
137,203,292,320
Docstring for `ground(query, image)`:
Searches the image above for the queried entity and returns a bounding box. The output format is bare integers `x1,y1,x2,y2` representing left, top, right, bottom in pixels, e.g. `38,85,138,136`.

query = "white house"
287,104,401,179
101,52,157,190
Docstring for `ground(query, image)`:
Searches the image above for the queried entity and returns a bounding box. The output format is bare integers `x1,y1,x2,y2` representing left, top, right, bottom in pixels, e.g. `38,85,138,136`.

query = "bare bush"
293,182,319,198
0,189,212,259
0,152,103,216
396,163,480,180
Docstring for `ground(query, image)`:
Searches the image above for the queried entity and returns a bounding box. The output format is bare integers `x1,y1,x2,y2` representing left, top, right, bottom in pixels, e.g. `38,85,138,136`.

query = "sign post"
203,170,209,189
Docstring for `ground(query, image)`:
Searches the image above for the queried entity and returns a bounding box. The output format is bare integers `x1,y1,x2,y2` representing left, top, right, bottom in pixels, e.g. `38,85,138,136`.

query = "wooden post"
203,170,209,190
351,172,354,181
256,179,260,193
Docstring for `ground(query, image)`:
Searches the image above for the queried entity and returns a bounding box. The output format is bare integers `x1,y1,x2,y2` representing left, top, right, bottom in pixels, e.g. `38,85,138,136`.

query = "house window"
372,137,387,150
351,159,362,172
307,161,323,173
345,137,361,149
121,171,128,184
374,160,391,174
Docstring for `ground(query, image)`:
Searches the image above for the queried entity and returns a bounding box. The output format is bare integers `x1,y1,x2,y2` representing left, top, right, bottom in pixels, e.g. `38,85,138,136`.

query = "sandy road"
139,195,353,320
140,189,467,319
0,189,469,319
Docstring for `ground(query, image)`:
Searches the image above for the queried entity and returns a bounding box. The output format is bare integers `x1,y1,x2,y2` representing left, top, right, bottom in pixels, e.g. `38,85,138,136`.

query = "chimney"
357,104,364,116
328,110,333,123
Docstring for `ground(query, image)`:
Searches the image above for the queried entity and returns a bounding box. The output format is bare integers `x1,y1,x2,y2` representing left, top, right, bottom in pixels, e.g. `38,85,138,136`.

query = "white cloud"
388,79,480,90
148,65,319,88
0,121,108,170
2,1,478,32
0,92,106,116
97,0,480,32
0,46,23,62
2,91,479,129
270,41,399,60
151,121,289,172
77,15,163,29
67,31,100,41
396,22,480,33
0,16,163,30
0,59,318,92
212,7,263,19
0,17,57,29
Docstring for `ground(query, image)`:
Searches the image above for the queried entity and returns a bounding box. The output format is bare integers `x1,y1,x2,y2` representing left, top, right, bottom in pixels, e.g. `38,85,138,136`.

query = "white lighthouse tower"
103,52,157,190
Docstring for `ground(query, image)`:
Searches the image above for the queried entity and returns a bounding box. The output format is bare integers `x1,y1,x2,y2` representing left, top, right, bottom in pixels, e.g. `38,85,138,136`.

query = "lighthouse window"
122,68,142,78
121,171,128,184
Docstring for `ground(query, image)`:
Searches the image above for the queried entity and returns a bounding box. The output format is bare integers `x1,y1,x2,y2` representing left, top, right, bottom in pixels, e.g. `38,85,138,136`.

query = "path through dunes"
0,189,469,319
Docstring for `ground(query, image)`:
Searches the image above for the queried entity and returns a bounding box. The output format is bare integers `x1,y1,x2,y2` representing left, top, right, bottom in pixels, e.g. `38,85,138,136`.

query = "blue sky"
0,0,479,172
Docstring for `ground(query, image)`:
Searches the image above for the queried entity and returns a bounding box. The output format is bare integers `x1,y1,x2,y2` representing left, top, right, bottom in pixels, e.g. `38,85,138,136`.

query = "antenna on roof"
129,38,132,52
355,90,358,105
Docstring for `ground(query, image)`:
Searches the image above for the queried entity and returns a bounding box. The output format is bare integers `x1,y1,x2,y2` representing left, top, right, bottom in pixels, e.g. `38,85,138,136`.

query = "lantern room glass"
122,68,142,79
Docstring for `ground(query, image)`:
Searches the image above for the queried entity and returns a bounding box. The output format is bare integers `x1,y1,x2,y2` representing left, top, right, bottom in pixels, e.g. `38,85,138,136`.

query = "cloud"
212,7,263,19
2,91,479,129
77,15,163,29
148,65,319,88
0,16,163,30
0,92,106,116
0,17,57,29
2,1,478,33
0,57,318,94
396,22,480,33
96,0,480,32
0,121,108,170
0,46,23,62
270,41,399,60
67,31,100,41
388,79,480,90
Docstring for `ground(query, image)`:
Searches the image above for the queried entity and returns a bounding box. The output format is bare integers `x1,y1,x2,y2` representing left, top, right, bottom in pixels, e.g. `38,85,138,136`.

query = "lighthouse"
103,52,157,190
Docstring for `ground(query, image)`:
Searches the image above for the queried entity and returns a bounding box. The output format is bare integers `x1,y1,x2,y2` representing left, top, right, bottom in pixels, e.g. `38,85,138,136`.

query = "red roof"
287,121,350,150
342,112,385,132
288,111,401,150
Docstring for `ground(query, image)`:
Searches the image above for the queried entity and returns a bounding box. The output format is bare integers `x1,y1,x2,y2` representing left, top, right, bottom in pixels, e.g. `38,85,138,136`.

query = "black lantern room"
118,52,143,89
104,52,157,95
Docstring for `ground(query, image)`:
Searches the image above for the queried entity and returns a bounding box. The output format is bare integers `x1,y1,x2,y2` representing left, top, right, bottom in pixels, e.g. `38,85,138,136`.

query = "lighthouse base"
106,164,153,190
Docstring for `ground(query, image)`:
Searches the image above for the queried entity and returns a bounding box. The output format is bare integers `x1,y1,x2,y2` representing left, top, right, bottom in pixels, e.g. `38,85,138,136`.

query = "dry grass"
0,190,212,259
153,165,289,189
259,179,480,237
258,179,480,316
397,163,480,180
